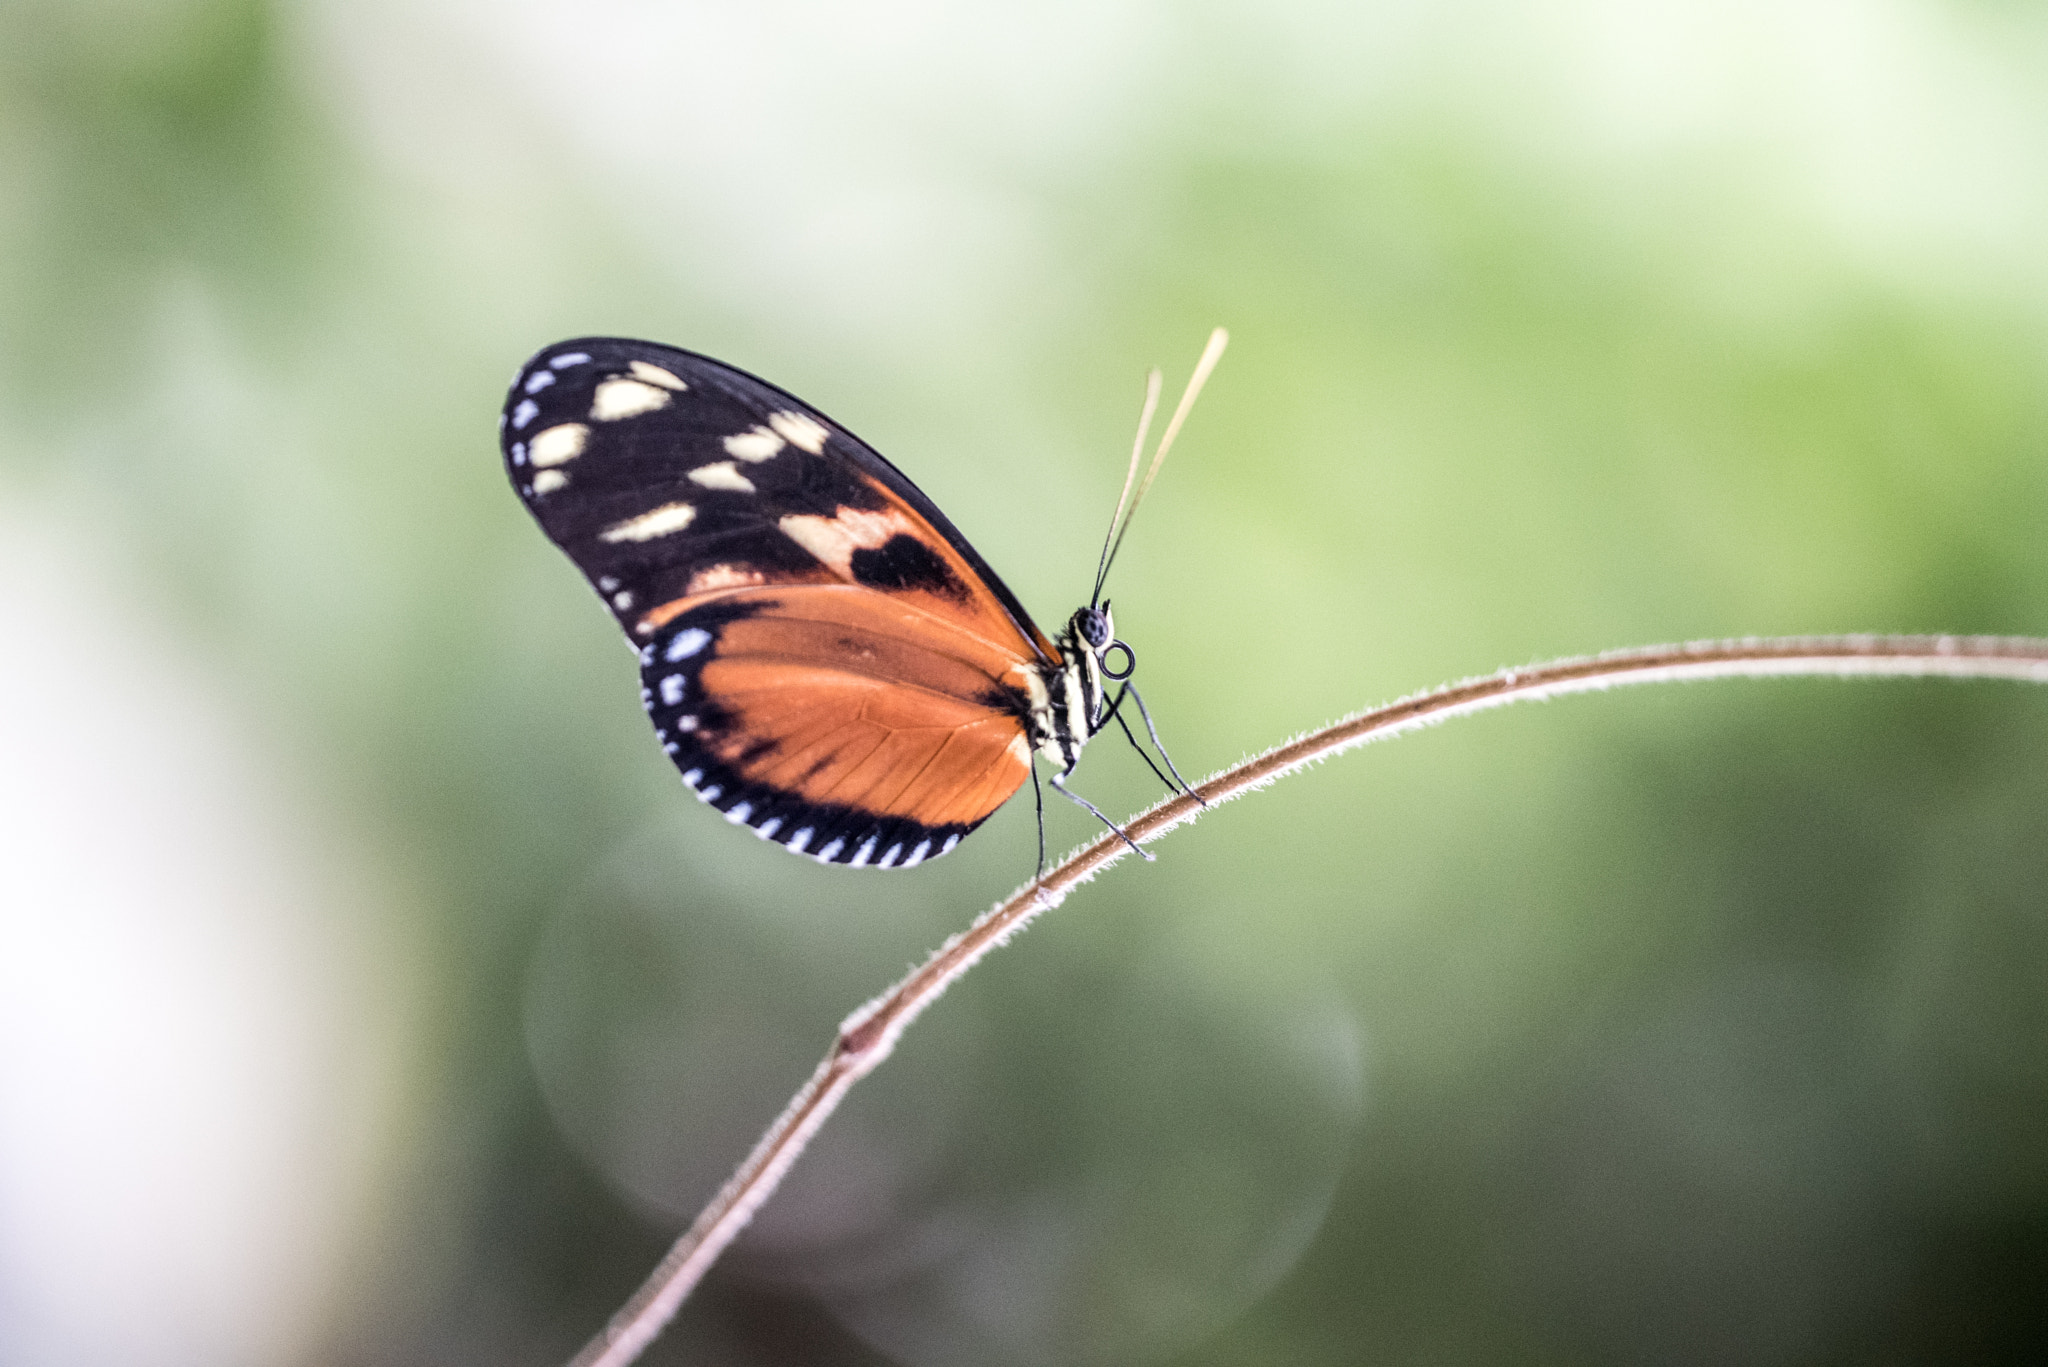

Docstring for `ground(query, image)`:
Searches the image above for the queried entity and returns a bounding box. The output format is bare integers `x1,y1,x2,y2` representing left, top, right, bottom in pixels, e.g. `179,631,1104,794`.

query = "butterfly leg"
1048,771,1155,861
1031,760,1048,881
1107,704,1183,797
1104,682,1208,807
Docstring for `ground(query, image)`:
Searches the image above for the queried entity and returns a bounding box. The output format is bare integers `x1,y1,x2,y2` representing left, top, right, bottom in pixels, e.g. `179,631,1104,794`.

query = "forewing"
501,338,1058,663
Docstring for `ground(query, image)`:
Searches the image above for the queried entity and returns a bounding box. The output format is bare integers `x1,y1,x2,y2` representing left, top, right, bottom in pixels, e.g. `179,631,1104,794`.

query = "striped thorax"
1028,605,1121,773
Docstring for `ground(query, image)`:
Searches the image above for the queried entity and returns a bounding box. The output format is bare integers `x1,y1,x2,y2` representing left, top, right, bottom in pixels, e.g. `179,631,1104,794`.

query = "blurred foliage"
3,1,2046,1365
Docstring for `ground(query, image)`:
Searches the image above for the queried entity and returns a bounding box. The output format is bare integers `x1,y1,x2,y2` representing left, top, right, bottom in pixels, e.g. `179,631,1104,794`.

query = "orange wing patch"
691,585,1036,828
704,663,1029,828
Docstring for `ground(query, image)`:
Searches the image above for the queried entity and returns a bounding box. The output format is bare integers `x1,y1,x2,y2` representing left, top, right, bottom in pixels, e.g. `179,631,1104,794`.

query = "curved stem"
565,632,2048,1367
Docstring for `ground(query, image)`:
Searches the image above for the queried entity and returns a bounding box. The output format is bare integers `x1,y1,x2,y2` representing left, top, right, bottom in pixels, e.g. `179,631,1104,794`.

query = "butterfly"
500,331,1224,868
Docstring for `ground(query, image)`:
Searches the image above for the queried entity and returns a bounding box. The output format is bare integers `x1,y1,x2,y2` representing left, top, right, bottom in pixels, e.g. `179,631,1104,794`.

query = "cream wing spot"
724,427,785,462
768,410,830,454
687,460,756,494
591,378,672,421
778,507,918,578
629,360,689,390
599,502,696,543
528,423,589,467
684,564,767,594
533,470,568,494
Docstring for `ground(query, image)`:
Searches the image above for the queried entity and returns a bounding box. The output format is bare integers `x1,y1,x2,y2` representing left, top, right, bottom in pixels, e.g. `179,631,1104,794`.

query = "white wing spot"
788,827,814,854
612,591,634,610
681,769,703,788
528,423,590,467
769,411,830,454
532,470,568,494
629,361,689,391
665,627,711,661
510,441,527,466
591,377,672,421
778,507,918,577
850,836,878,868
675,715,699,732
725,802,753,825
756,817,783,840
659,674,686,706
511,398,539,429
549,352,591,369
724,427,785,462
701,785,722,802
687,460,756,494
598,575,620,591
524,370,556,395
878,843,903,868
600,502,696,543
903,839,932,867
815,837,845,864
941,834,960,855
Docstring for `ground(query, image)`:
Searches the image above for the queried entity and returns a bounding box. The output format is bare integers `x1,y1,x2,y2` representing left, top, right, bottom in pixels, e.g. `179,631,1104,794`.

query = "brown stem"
565,632,2048,1367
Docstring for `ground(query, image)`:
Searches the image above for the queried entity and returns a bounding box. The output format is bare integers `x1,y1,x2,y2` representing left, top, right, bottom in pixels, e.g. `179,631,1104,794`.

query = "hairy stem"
565,632,2048,1367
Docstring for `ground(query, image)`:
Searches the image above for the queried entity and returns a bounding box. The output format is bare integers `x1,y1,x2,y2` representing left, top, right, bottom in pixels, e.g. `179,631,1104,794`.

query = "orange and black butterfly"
501,333,1223,868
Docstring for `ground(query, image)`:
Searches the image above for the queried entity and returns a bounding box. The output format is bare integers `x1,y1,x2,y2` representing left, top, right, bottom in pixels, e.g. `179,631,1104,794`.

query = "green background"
3,1,2045,1364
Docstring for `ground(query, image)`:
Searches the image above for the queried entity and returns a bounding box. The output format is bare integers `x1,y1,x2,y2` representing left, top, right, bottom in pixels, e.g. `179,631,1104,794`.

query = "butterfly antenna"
1094,326,1229,601
1092,367,1161,606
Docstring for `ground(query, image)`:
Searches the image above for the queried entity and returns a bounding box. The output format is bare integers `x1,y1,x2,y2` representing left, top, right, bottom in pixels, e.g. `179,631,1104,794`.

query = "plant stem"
564,632,2048,1367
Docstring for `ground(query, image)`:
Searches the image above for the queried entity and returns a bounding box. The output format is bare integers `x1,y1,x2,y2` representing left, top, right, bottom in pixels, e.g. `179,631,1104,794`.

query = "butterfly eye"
1101,640,1135,681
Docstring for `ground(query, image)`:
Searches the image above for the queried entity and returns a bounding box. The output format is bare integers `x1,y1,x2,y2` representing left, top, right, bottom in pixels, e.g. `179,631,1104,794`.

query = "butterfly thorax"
1024,605,1121,774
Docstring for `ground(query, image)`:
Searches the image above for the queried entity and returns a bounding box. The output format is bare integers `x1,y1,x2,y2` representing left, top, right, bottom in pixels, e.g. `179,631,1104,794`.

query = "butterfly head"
1025,602,1134,775
1072,603,1113,651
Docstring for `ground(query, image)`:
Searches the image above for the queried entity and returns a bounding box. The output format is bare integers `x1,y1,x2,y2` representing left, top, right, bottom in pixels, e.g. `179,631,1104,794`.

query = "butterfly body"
502,338,1130,868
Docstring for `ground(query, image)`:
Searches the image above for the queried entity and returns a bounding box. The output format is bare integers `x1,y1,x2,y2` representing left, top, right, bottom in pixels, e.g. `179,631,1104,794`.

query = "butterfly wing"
502,338,1058,866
